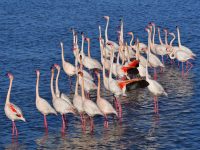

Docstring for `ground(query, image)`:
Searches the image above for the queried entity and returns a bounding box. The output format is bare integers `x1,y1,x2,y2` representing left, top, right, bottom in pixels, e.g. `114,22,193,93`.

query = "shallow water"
0,0,200,149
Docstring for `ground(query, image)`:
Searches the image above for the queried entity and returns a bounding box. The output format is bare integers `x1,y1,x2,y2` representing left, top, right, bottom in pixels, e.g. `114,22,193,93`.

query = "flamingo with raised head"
95,70,118,128
78,71,103,132
54,64,74,106
4,73,26,136
60,42,76,90
35,70,57,130
50,67,76,133
73,73,85,126
176,26,196,57
80,33,102,70
103,16,119,52
146,28,168,114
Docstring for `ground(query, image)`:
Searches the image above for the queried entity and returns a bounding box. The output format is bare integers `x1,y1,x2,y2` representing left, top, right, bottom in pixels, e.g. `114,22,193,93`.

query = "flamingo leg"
12,121,15,135
154,68,157,80
13,121,18,136
90,117,94,133
185,61,193,75
104,115,108,128
162,56,164,65
156,96,159,114
61,115,66,133
182,62,184,77
43,115,48,129
154,96,157,113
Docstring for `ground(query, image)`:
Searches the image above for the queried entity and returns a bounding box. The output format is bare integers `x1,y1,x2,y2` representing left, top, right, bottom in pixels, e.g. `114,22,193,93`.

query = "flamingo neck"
87,39,91,58
146,31,151,81
158,29,163,45
109,49,114,81
152,25,155,45
165,32,168,46
105,18,109,43
55,68,60,96
50,71,56,100
6,78,13,104
72,30,75,47
120,21,124,44
170,35,176,46
97,74,101,99
177,28,182,47
130,33,134,47
36,74,40,99
99,26,102,38
81,35,85,57
61,43,66,64
75,75,79,95
80,75,85,100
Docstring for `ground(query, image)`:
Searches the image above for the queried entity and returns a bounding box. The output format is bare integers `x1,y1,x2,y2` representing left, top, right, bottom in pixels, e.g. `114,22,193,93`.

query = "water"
0,0,200,149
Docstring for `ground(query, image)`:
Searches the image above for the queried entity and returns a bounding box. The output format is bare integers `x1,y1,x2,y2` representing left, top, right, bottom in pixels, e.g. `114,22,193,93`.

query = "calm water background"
0,0,200,149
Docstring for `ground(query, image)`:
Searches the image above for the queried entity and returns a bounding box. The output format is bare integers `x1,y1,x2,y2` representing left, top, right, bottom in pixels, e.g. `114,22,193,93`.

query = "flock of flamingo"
4,16,195,136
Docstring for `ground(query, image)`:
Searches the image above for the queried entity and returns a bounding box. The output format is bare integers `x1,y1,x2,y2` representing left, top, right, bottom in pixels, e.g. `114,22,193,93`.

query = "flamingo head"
60,42,63,48
127,32,133,35
54,64,60,70
78,71,83,77
103,16,109,20
94,69,99,75
85,37,90,42
6,72,14,80
50,65,55,73
163,28,168,33
151,22,155,26
169,32,175,37
35,70,40,76
145,27,150,33
117,31,121,35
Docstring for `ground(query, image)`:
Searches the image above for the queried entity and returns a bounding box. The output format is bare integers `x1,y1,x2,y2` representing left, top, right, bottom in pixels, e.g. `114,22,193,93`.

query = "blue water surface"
0,0,200,149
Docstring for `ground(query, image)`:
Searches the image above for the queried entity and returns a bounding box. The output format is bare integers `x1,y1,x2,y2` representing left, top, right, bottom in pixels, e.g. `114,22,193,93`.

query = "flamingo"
145,28,168,114
103,16,119,52
50,67,76,133
4,73,26,136
95,70,118,128
60,42,76,90
127,32,147,53
78,55,97,98
80,32,102,70
78,71,103,132
176,26,196,57
99,25,110,58
35,70,57,130
150,23,167,64
169,46,194,77
146,25,165,80
54,64,74,106
73,73,85,126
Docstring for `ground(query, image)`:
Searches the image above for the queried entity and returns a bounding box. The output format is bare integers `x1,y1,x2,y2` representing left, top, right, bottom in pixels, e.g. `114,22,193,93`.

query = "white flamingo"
60,42,76,90
95,71,118,128
103,16,119,52
35,70,57,130
146,28,168,114
176,26,196,57
4,73,26,136
73,73,85,125
80,33,102,70
50,67,76,133
54,64,74,106
78,71,103,132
